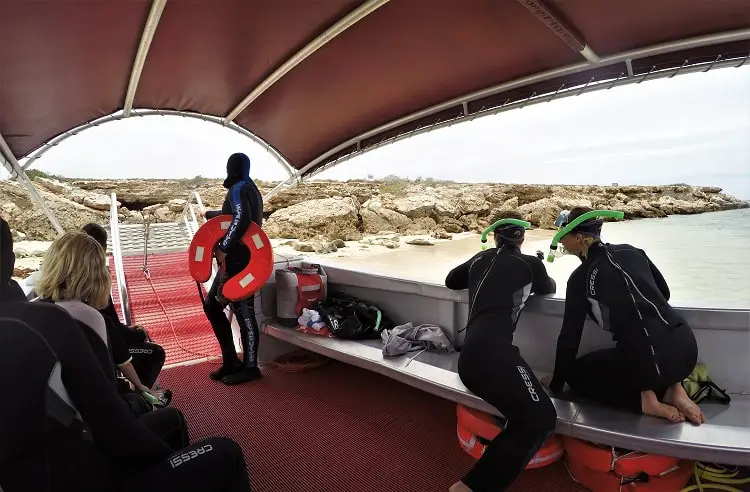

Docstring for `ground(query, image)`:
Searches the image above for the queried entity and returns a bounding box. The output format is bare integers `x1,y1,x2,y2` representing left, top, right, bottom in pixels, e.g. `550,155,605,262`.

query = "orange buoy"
188,215,274,301
562,436,693,491
456,404,564,469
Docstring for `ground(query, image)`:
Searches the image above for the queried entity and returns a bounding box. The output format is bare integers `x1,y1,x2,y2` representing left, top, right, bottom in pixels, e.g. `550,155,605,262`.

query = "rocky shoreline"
2,174,747,245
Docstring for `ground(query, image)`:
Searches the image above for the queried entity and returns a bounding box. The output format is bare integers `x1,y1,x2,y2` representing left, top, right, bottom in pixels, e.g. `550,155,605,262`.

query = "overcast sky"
6,65,750,198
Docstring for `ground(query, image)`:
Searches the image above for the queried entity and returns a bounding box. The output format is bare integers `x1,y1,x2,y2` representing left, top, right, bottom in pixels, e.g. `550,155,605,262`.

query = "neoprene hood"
223,153,252,189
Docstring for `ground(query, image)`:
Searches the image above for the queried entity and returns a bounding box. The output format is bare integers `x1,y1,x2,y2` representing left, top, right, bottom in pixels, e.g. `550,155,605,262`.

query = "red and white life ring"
562,436,693,491
188,215,274,301
456,404,564,469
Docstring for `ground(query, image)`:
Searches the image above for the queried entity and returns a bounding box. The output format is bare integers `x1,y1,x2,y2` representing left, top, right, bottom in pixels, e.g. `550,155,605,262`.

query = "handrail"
181,190,221,296
181,190,207,239
109,192,132,326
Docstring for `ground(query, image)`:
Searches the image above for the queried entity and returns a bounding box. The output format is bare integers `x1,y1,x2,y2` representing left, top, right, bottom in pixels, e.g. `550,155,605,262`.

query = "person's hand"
214,247,226,263
540,375,553,389
133,325,150,340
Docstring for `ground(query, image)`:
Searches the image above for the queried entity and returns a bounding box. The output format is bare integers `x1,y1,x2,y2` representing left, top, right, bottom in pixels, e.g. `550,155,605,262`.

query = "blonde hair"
36,231,111,310
577,234,599,258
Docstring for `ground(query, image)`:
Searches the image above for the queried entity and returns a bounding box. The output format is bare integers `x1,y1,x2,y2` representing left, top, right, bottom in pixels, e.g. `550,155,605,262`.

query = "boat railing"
109,192,132,326
180,190,223,300
181,190,206,239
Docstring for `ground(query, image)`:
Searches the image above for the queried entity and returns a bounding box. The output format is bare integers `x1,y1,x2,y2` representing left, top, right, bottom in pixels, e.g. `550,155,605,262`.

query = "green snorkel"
480,218,531,250
547,209,624,262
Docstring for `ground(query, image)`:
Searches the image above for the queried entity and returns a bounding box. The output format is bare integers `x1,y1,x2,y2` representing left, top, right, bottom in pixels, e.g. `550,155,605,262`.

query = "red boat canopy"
1,0,748,178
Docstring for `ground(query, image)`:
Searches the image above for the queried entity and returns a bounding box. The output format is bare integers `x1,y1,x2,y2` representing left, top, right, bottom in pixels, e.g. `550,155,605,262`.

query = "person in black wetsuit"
0,217,251,492
0,218,25,301
202,152,264,385
445,211,558,492
35,231,167,405
546,207,705,425
82,222,167,389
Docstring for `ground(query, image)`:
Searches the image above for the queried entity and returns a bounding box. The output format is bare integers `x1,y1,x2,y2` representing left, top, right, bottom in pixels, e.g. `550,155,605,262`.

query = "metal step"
108,221,191,255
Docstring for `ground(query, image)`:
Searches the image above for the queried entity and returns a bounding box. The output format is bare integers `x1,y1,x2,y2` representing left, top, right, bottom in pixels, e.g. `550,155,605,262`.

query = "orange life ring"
188,215,274,301
562,436,693,491
456,404,564,469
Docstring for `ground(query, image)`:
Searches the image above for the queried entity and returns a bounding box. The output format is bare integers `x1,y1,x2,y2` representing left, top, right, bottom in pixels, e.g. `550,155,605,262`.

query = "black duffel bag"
315,296,394,340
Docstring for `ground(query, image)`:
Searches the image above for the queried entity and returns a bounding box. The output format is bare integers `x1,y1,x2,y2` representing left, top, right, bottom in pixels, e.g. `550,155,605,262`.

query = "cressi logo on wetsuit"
517,365,540,402
168,443,214,468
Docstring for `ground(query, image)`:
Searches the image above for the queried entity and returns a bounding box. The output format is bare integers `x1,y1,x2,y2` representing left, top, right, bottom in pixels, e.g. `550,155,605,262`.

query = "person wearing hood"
544,207,704,426
202,153,264,385
0,217,26,301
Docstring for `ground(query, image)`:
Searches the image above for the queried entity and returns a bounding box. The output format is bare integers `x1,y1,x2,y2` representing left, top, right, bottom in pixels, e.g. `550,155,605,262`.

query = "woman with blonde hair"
36,231,161,402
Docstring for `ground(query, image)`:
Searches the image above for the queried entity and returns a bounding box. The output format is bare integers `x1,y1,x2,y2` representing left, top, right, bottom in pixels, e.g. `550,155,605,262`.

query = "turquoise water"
322,208,750,309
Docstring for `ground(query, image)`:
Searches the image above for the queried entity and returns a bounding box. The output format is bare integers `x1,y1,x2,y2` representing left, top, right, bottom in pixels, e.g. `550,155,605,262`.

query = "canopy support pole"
223,0,390,124
123,0,168,116
0,132,65,235
515,0,600,63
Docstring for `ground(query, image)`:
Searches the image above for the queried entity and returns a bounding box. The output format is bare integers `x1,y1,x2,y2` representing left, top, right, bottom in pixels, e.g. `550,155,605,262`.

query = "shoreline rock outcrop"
1,174,747,241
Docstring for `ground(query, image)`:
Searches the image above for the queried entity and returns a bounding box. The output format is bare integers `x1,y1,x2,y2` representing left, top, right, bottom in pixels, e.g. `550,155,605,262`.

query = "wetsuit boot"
209,360,243,381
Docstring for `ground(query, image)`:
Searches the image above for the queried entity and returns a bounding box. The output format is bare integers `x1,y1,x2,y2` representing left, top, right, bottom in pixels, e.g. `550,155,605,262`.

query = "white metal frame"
123,0,168,117
514,0,600,63
223,0,390,124
262,28,750,200
109,192,132,326
0,131,64,235
20,109,296,178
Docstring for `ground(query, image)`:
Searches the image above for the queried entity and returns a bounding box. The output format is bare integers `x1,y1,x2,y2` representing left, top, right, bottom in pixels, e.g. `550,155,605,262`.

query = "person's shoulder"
609,242,647,257
0,300,80,334
518,252,546,266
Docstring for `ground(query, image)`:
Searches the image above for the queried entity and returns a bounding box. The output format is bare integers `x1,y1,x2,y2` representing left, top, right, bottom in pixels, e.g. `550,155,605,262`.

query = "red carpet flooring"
160,360,587,492
111,252,222,365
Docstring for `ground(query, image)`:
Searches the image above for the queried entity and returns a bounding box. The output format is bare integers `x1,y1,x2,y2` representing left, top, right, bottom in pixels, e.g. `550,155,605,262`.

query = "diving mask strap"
546,210,625,262
480,218,531,251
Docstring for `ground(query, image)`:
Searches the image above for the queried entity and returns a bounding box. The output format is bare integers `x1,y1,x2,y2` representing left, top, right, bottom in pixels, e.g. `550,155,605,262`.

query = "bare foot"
641,390,685,423
449,481,472,492
664,383,706,425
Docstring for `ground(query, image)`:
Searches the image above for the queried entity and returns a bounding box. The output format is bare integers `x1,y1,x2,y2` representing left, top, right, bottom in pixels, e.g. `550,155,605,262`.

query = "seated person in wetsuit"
445,211,557,492
82,222,168,390
546,207,705,425
34,231,164,403
202,152,264,385
0,307,250,490
0,218,25,301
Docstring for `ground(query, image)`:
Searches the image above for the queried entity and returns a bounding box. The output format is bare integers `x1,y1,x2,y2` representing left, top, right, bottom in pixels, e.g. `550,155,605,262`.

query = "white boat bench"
263,321,750,467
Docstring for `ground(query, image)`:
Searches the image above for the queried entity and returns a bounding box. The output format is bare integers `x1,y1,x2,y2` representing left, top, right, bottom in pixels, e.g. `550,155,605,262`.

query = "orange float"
188,215,274,301
562,436,694,491
455,404,564,469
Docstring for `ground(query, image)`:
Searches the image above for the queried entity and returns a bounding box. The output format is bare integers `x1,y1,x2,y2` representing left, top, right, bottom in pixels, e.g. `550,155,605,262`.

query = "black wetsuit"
203,153,264,380
446,243,557,492
549,242,698,413
0,218,250,491
100,296,166,388
0,302,251,492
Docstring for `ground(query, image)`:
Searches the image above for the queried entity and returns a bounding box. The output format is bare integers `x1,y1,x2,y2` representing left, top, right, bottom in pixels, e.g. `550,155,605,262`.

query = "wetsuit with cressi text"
446,243,557,492
203,153,264,382
550,242,698,413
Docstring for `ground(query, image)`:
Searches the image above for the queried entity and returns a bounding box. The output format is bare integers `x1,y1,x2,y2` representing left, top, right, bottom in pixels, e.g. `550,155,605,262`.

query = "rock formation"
1,174,747,242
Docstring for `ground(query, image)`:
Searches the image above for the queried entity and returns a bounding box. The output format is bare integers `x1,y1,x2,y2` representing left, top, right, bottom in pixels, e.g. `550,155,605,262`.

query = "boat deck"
160,359,586,492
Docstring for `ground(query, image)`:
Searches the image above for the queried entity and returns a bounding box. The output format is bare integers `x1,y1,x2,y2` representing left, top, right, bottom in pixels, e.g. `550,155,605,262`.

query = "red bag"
275,265,327,327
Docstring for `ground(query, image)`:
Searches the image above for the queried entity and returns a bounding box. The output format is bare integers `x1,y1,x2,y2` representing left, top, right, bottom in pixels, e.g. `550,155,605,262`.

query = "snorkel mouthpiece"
546,210,624,262
480,218,531,250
